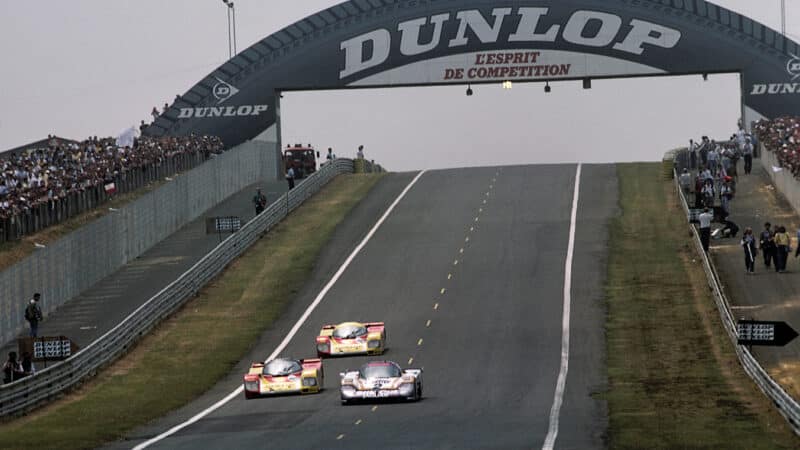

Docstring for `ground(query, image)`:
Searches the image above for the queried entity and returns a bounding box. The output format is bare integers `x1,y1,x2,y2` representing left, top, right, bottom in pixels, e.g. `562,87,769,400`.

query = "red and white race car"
315,321,386,357
339,360,423,404
243,357,323,399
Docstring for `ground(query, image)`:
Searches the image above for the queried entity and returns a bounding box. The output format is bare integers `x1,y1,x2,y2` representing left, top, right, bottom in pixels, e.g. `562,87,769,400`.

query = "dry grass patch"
0,173,383,450
604,163,798,449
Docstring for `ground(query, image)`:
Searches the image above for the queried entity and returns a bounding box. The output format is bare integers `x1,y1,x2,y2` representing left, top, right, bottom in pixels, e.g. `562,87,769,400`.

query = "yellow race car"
243,357,323,399
316,321,386,357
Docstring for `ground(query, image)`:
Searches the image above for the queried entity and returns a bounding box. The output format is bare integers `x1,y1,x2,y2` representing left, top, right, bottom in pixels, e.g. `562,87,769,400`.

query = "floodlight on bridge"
502,80,513,90
544,82,551,94
466,85,473,96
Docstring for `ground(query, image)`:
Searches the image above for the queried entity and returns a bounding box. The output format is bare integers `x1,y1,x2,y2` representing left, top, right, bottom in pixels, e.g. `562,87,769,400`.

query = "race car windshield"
263,360,301,376
360,365,401,379
333,324,367,339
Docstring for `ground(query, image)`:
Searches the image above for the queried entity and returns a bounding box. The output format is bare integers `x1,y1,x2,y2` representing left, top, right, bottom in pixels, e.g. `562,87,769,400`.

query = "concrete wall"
761,148,800,216
0,140,278,345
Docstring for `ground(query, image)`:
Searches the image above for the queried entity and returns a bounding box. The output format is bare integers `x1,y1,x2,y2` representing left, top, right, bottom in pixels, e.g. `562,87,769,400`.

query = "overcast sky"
0,1,798,171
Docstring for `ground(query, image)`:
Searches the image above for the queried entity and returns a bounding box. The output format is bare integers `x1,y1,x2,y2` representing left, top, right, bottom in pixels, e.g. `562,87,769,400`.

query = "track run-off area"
123,164,615,449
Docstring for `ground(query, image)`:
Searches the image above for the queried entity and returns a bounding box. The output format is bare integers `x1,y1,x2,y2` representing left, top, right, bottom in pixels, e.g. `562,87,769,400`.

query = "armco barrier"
0,159,369,416
672,168,800,435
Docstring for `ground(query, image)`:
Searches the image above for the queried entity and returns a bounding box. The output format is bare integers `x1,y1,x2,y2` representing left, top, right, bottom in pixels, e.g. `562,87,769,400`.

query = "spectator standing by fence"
253,188,267,215
743,137,754,174
774,226,791,273
699,207,713,252
2,352,25,384
699,136,710,167
286,167,295,190
679,169,692,199
689,139,697,169
20,352,34,377
701,179,715,208
741,227,757,274
720,178,734,216
760,222,776,268
24,293,43,337
357,145,365,159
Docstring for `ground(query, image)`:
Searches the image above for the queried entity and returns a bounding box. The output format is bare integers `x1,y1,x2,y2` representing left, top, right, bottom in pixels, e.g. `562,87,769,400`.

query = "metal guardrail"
672,167,800,435
0,158,372,416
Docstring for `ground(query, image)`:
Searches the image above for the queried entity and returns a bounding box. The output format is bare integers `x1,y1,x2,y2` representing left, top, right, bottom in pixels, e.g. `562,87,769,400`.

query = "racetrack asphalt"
113,164,617,450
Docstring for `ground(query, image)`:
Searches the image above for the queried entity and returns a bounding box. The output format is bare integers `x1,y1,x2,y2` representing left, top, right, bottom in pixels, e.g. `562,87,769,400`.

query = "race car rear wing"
301,358,322,370
364,322,385,333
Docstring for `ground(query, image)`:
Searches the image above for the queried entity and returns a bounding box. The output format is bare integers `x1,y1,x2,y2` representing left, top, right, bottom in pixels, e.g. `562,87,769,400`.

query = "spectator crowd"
0,134,224,224
680,117,800,275
754,117,800,177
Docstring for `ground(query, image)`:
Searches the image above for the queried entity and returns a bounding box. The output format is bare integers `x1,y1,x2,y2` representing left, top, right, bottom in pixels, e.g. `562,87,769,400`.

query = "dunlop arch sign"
146,0,800,147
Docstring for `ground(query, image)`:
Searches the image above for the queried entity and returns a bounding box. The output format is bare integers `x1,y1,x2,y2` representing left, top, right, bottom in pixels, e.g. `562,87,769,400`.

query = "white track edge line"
134,170,427,450
542,163,581,450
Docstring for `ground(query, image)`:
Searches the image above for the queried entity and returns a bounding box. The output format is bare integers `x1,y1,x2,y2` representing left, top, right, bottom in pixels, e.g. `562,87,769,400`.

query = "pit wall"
0,139,279,345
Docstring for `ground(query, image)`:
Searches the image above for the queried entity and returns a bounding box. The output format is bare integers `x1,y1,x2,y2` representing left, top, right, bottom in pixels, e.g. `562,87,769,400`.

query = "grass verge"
604,163,798,449
0,173,383,450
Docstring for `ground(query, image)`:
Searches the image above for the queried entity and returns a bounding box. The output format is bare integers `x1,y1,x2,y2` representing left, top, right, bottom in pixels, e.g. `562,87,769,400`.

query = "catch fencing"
0,158,377,416
0,140,277,347
672,166,800,436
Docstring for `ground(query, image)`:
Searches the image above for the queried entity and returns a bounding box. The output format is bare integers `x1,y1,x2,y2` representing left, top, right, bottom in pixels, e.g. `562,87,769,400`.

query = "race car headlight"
341,385,355,393
244,380,259,391
317,343,330,352
302,377,317,387
367,340,381,349
398,383,414,395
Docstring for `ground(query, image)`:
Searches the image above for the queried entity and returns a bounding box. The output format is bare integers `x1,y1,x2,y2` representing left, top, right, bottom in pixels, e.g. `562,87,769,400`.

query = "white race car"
339,361,422,404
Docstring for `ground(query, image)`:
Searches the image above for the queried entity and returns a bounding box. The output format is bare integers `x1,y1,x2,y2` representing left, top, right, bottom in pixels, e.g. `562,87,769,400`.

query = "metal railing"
0,158,370,416
672,166,800,435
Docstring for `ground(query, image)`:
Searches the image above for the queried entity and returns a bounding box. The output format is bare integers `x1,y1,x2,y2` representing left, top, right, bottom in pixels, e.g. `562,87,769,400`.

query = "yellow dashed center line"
337,434,345,440
434,303,439,310
454,259,459,266
459,248,464,254
447,273,452,280
408,357,414,365
355,419,362,425
474,217,479,222
440,288,446,294
483,199,487,204
417,338,424,346
426,319,432,327
479,208,483,213
470,226,474,232
465,236,470,242
372,406,378,412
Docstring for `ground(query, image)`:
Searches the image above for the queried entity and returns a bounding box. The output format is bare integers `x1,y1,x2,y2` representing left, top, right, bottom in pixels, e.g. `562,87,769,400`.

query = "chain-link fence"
0,140,278,346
